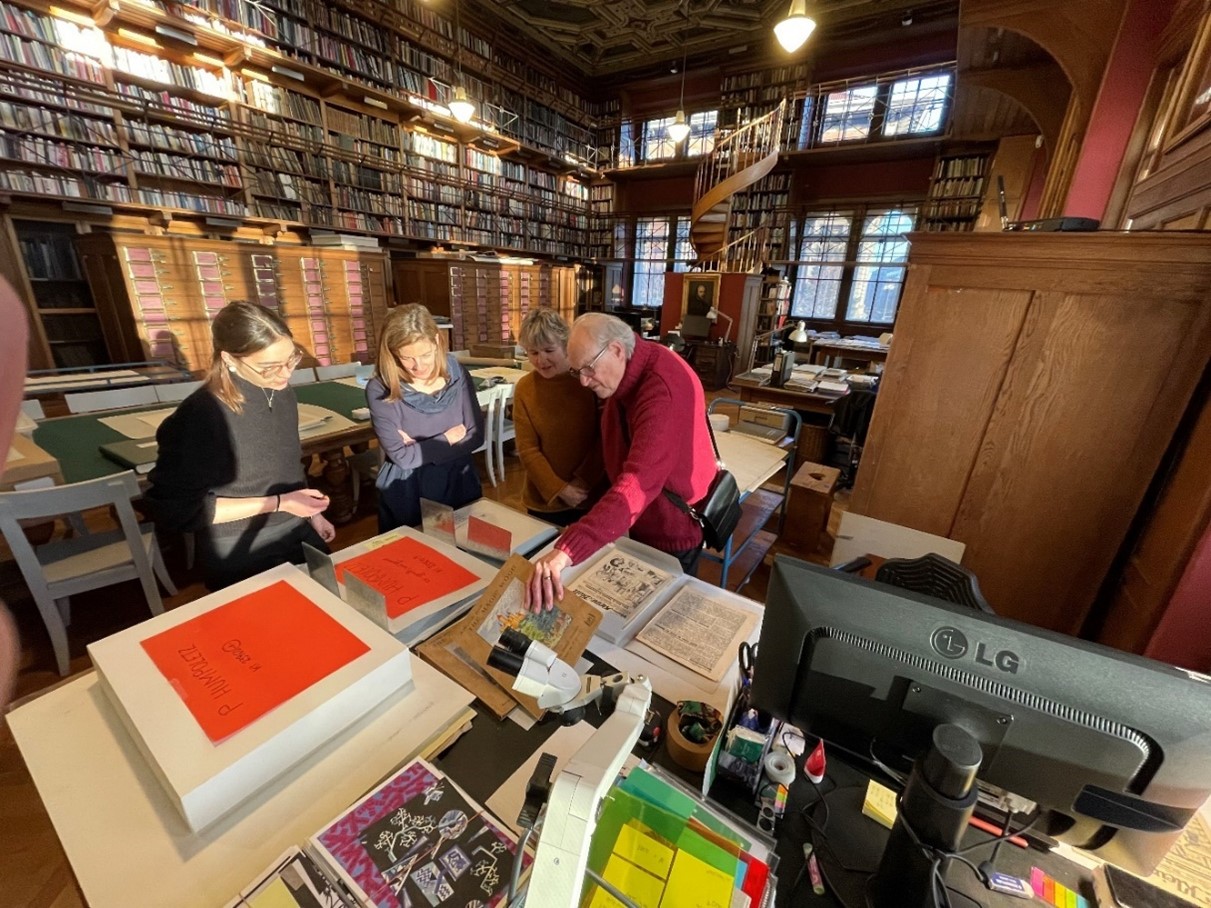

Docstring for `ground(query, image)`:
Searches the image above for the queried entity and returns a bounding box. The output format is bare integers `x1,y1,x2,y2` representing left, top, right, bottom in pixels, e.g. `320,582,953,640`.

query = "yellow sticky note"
616,823,675,879
862,779,898,829
602,855,667,908
246,878,299,908
660,849,733,908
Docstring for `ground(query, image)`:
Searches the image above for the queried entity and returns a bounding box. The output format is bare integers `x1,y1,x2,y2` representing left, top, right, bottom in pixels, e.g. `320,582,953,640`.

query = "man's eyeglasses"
568,343,610,379
241,348,304,379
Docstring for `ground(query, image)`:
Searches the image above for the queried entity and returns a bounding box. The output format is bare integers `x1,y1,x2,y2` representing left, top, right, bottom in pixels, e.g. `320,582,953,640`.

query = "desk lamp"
706,307,733,345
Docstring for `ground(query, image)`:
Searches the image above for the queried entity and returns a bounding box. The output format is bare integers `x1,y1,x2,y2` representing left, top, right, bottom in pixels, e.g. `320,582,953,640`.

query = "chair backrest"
20,399,44,420
0,471,152,598
875,553,995,614
154,380,203,403
288,367,318,386
65,385,159,414
315,362,361,381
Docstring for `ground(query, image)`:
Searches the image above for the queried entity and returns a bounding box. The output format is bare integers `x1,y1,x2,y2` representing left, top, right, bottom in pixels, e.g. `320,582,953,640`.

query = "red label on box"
336,536,479,620
140,580,370,743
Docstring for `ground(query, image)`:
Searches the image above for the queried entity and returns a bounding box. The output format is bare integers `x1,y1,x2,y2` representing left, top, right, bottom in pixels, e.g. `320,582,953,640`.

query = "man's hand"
525,549,572,612
310,513,336,543
557,482,589,508
444,423,468,444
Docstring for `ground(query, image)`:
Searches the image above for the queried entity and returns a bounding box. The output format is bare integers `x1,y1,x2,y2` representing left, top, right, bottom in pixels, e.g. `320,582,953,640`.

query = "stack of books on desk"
733,368,772,387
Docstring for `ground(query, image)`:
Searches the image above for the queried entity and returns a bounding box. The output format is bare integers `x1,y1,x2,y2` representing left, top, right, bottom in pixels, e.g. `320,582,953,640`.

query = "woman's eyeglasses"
568,343,610,379
241,348,304,379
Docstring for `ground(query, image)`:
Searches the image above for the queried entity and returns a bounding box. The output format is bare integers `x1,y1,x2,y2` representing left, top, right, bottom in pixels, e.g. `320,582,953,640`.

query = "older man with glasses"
526,312,718,611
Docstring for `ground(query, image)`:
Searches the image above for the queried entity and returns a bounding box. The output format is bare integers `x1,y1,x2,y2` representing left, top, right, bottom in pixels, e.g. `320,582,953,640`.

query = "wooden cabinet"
689,342,735,391
77,236,390,373
850,232,1211,636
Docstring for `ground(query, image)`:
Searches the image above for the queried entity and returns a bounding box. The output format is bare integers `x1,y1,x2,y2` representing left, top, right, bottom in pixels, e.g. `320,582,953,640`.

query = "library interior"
1,0,1210,906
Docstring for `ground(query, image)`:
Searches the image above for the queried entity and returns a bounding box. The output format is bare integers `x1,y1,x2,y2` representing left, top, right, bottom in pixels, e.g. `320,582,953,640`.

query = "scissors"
738,641,757,684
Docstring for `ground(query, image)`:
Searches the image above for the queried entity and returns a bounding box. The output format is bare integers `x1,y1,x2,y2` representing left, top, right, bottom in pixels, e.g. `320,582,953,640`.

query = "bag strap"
617,400,722,519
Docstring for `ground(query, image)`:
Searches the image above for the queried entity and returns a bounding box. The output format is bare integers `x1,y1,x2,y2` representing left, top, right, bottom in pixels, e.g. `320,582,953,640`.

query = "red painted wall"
1064,0,1178,219
1144,520,1211,671
660,272,750,342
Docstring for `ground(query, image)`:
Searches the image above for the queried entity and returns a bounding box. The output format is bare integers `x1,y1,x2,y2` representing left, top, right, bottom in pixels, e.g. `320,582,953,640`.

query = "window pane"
883,73,952,136
796,96,815,149
791,212,852,319
819,85,877,143
846,209,915,323
672,217,694,272
642,116,677,161
686,110,718,157
632,217,670,308
619,121,635,167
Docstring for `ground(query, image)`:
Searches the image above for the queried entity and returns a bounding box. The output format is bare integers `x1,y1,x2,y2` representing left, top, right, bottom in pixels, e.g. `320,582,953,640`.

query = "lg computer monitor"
752,556,1211,877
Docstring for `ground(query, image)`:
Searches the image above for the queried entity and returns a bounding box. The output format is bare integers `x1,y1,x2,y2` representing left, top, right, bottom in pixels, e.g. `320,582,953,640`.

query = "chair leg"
55,596,71,627
37,595,71,677
152,537,177,597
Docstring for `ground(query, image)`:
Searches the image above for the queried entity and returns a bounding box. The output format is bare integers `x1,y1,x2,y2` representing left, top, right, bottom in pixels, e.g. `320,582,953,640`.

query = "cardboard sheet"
335,535,481,621
417,554,602,719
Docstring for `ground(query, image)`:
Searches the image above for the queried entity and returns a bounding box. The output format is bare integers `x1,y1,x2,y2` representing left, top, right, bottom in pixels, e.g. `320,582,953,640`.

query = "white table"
7,658,474,908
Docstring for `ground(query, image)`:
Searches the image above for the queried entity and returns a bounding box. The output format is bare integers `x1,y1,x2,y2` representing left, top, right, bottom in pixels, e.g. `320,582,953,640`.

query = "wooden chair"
64,385,158,414
153,380,203,403
0,471,177,675
493,383,516,485
473,384,510,487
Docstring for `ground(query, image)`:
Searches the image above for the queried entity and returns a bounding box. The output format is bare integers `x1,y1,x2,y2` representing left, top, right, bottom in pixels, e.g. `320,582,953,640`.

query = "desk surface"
32,380,371,484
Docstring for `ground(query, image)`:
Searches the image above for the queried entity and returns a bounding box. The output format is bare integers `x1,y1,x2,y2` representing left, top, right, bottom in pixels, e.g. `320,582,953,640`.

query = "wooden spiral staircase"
690,100,786,272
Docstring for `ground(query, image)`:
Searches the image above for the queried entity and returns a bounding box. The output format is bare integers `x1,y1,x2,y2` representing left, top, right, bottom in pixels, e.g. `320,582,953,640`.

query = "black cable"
987,803,1013,866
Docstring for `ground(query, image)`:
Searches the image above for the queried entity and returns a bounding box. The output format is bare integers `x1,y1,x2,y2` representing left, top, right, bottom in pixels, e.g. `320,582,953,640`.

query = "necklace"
262,386,274,410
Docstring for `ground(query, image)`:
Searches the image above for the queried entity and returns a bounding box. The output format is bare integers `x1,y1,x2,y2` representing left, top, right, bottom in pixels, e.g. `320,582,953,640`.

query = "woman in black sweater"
147,301,335,590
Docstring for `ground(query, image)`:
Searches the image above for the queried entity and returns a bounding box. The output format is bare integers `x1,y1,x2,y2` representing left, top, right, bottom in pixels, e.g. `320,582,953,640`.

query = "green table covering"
34,381,372,485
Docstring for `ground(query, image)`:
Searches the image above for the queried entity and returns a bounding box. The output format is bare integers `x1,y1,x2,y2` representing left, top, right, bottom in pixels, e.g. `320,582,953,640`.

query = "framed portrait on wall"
682,273,720,318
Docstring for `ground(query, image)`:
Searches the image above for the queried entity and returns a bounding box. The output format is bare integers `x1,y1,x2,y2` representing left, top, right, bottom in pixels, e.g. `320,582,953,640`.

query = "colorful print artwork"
475,579,572,647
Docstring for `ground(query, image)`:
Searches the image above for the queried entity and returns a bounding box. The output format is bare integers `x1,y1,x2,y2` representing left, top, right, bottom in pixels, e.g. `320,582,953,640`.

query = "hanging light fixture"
774,0,817,53
667,45,690,144
449,86,475,123
449,0,476,123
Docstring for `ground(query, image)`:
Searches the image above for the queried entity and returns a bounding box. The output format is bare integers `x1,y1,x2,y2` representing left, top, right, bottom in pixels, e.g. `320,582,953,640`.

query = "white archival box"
330,523,496,640
87,563,413,833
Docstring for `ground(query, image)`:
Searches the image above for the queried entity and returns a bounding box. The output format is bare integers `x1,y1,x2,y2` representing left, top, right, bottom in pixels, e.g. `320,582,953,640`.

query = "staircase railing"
693,99,786,206
697,225,770,274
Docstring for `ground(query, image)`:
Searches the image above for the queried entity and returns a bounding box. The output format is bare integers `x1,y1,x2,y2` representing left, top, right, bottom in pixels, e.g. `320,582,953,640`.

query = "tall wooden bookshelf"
922,150,992,231
0,0,603,367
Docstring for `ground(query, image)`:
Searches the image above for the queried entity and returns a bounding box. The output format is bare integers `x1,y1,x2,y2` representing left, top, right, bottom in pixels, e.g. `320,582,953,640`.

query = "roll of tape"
764,750,795,786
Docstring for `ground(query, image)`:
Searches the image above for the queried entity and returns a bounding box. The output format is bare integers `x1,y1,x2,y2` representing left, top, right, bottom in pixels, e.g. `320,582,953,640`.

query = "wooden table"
809,338,889,368
737,382,844,416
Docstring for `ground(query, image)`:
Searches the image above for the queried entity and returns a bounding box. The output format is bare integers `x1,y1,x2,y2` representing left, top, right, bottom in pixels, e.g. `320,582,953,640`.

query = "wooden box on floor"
780,461,840,555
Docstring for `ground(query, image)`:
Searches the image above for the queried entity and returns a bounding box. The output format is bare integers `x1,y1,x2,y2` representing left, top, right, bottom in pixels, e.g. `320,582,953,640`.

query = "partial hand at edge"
557,482,589,508
524,548,572,613
444,423,468,444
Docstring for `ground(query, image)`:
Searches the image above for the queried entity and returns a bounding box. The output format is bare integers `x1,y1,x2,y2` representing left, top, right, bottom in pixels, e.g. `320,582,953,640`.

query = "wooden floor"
0,439,840,908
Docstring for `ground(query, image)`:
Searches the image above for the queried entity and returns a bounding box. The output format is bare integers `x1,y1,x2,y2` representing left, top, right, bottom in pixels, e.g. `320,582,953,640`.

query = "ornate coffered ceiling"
466,0,958,78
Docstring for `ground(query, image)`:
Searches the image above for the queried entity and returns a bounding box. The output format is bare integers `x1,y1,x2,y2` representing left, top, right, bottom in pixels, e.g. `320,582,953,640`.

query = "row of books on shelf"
248,170,328,203
933,154,987,179
930,176,985,198
0,131,123,173
924,198,982,220
132,149,243,186
126,120,238,160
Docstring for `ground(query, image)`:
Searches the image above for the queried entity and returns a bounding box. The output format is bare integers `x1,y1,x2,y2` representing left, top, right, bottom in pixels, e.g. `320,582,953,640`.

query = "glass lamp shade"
774,0,817,53
667,109,691,144
449,86,475,123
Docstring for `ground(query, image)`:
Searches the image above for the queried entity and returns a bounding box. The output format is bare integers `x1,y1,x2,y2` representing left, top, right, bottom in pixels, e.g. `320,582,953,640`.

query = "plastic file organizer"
87,563,413,833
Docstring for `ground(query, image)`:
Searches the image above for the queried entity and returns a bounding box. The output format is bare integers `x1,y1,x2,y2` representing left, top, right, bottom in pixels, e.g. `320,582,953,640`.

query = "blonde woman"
368,304,484,531
514,308,603,526
148,301,334,590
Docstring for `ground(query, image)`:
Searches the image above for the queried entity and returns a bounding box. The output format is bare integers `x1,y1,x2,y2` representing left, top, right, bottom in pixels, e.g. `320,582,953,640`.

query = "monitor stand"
812,787,986,908
813,724,991,908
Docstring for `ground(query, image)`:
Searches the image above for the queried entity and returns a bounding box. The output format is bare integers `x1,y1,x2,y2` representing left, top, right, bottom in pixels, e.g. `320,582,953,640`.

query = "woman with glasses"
148,301,335,590
367,304,484,532
513,308,603,526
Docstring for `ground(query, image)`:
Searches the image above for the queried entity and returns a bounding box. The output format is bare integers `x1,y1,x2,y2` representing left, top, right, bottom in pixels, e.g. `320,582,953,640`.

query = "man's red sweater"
556,336,717,565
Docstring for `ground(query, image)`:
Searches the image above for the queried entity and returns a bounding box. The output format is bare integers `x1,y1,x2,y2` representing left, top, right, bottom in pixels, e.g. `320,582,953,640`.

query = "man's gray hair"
518,307,570,350
572,313,637,358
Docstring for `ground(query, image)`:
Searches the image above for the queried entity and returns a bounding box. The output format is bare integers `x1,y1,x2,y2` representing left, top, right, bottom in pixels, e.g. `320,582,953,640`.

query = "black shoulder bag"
620,402,742,550
663,412,741,551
